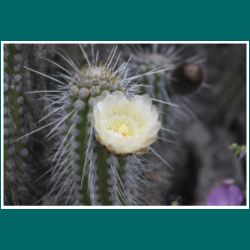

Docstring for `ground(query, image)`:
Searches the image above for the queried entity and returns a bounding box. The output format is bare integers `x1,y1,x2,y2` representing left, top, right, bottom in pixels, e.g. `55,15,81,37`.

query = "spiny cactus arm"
4,44,31,204
25,45,164,205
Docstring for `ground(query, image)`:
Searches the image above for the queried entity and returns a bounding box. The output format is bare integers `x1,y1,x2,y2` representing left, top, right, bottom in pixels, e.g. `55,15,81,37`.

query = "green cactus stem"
26,45,162,205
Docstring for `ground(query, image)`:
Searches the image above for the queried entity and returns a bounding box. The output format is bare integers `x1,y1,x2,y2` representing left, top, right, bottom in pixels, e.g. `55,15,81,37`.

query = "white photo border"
1,41,249,210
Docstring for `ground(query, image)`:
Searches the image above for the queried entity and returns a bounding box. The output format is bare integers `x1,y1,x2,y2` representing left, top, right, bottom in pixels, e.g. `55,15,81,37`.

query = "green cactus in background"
129,45,204,137
4,44,32,204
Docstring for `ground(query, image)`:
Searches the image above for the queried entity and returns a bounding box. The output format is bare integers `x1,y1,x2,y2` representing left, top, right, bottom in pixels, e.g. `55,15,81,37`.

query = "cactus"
18,45,169,205
4,44,32,205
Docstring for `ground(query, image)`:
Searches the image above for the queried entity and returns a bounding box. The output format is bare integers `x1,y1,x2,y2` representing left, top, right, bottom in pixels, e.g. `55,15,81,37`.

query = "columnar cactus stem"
27,46,162,205
4,44,31,204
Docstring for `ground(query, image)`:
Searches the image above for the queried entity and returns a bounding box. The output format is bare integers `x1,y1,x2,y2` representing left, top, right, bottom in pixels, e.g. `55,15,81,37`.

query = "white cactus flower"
92,91,161,155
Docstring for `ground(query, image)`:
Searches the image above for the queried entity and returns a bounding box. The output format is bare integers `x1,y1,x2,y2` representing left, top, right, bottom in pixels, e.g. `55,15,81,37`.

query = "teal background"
0,0,249,249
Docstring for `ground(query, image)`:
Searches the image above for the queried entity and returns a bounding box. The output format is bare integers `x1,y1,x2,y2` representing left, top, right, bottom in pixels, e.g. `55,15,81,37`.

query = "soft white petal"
92,91,161,155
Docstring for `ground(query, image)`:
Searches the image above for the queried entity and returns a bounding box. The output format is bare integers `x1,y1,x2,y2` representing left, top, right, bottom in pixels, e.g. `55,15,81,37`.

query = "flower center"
109,120,133,137
107,114,138,138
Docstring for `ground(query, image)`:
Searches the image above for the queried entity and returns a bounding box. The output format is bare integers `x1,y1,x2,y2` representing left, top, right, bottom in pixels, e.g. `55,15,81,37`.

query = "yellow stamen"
109,121,132,137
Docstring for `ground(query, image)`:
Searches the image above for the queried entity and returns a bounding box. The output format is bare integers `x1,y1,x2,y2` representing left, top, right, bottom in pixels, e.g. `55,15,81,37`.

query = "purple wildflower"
206,179,243,206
